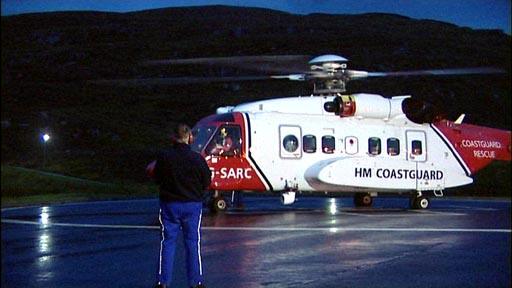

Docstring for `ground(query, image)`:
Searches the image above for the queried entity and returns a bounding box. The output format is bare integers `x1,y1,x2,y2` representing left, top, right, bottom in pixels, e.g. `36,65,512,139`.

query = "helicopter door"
407,130,428,190
279,125,302,159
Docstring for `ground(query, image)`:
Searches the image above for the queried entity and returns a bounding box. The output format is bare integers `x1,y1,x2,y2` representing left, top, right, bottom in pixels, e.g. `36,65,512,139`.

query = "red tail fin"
433,120,511,175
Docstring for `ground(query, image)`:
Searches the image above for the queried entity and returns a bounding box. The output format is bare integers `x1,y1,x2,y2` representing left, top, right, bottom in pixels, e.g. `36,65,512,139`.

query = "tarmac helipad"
1,196,511,288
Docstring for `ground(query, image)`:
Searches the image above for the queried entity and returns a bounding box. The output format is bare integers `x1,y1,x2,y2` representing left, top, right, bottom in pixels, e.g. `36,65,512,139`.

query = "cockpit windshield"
206,125,242,156
190,125,216,153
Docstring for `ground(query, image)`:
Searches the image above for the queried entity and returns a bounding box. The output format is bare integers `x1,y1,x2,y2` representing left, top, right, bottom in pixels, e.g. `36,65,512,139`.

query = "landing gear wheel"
354,193,373,207
411,196,430,209
211,197,228,213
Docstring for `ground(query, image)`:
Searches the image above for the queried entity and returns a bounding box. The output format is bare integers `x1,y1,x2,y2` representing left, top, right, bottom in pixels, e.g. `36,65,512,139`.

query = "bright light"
329,198,337,215
43,133,50,142
40,206,50,225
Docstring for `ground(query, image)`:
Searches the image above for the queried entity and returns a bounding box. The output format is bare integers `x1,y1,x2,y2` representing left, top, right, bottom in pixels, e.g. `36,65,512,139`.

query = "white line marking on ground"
2,219,510,233
447,205,500,211
338,210,467,217
409,210,468,216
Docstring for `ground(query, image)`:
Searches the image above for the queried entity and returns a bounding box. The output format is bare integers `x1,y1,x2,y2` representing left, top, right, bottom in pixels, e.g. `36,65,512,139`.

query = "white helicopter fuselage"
192,93,510,208
235,95,471,193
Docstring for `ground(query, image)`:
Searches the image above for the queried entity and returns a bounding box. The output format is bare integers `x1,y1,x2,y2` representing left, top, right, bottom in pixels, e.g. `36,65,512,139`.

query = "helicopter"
134,54,511,212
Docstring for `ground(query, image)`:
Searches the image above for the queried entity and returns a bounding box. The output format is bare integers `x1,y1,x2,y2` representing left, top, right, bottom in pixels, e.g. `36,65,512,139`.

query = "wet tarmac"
1,196,511,288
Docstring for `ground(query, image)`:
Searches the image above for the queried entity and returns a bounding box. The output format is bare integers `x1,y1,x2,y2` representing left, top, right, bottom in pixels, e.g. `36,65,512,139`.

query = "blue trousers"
157,201,204,287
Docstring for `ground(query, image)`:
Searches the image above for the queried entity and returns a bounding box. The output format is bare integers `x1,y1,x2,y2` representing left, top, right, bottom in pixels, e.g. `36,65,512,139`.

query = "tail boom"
433,120,511,175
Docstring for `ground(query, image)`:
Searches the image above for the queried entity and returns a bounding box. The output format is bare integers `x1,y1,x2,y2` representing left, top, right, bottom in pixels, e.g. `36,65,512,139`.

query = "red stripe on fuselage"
433,119,511,174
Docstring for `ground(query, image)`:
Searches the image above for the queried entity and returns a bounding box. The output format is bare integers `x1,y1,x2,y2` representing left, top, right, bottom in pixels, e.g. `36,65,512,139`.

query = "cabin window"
206,125,242,156
368,137,381,155
387,138,400,156
283,135,299,153
303,135,317,153
412,140,423,155
322,135,335,153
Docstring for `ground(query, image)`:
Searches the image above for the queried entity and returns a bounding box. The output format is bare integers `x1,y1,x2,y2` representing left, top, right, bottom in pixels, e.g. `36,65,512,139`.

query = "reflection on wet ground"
2,196,511,288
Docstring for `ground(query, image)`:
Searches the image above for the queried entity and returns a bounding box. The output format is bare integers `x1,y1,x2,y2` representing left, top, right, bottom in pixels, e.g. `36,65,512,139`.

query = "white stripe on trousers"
197,209,203,276
157,205,203,280
158,208,164,276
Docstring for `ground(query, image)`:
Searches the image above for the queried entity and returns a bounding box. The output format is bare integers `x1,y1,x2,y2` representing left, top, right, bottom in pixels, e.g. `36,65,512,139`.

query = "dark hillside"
1,5,510,194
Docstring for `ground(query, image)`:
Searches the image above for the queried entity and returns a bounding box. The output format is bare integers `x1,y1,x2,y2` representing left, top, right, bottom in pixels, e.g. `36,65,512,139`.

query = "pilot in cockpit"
210,127,239,156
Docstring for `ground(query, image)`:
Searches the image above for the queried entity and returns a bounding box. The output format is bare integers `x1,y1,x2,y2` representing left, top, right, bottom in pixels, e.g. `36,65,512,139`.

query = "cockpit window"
190,126,216,153
206,125,242,156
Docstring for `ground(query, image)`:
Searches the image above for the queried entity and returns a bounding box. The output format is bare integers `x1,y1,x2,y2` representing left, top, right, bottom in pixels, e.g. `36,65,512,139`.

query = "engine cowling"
401,97,446,123
324,93,410,120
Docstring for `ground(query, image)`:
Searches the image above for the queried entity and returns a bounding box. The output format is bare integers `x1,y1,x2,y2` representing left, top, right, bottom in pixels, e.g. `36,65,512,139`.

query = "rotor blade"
365,67,505,78
142,55,309,65
141,55,311,74
270,74,306,81
87,75,278,86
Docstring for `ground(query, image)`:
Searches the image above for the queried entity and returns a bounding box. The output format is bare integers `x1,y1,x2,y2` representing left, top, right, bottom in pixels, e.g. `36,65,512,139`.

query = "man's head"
172,123,192,144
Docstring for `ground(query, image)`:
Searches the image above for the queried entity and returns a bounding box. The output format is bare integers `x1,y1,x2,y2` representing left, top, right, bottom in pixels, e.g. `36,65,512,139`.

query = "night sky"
1,0,511,34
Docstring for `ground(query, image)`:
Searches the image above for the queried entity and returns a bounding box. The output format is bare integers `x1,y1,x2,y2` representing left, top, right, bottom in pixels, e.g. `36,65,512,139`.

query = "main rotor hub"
308,54,349,65
308,55,349,95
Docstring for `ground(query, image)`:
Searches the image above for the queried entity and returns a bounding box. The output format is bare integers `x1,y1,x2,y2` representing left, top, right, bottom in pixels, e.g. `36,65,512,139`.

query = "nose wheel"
210,196,228,212
209,191,228,212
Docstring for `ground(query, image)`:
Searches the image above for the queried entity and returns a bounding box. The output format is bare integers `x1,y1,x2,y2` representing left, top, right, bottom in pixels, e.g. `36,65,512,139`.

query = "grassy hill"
1,6,510,198
1,165,157,206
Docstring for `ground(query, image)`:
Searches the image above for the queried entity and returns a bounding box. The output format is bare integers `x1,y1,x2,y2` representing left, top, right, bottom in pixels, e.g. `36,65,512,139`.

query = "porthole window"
283,135,299,153
387,138,400,156
368,137,381,155
322,135,335,153
303,135,316,153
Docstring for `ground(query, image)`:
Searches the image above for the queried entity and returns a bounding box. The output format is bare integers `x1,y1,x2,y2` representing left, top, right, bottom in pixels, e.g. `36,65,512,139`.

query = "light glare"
329,198,337,215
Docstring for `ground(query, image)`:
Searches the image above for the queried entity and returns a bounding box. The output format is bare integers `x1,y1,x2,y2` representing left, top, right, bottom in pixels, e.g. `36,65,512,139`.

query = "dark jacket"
153,143,211,202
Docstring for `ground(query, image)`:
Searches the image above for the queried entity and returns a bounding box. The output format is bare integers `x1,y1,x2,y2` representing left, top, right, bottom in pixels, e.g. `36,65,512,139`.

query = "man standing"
148,123,211,288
